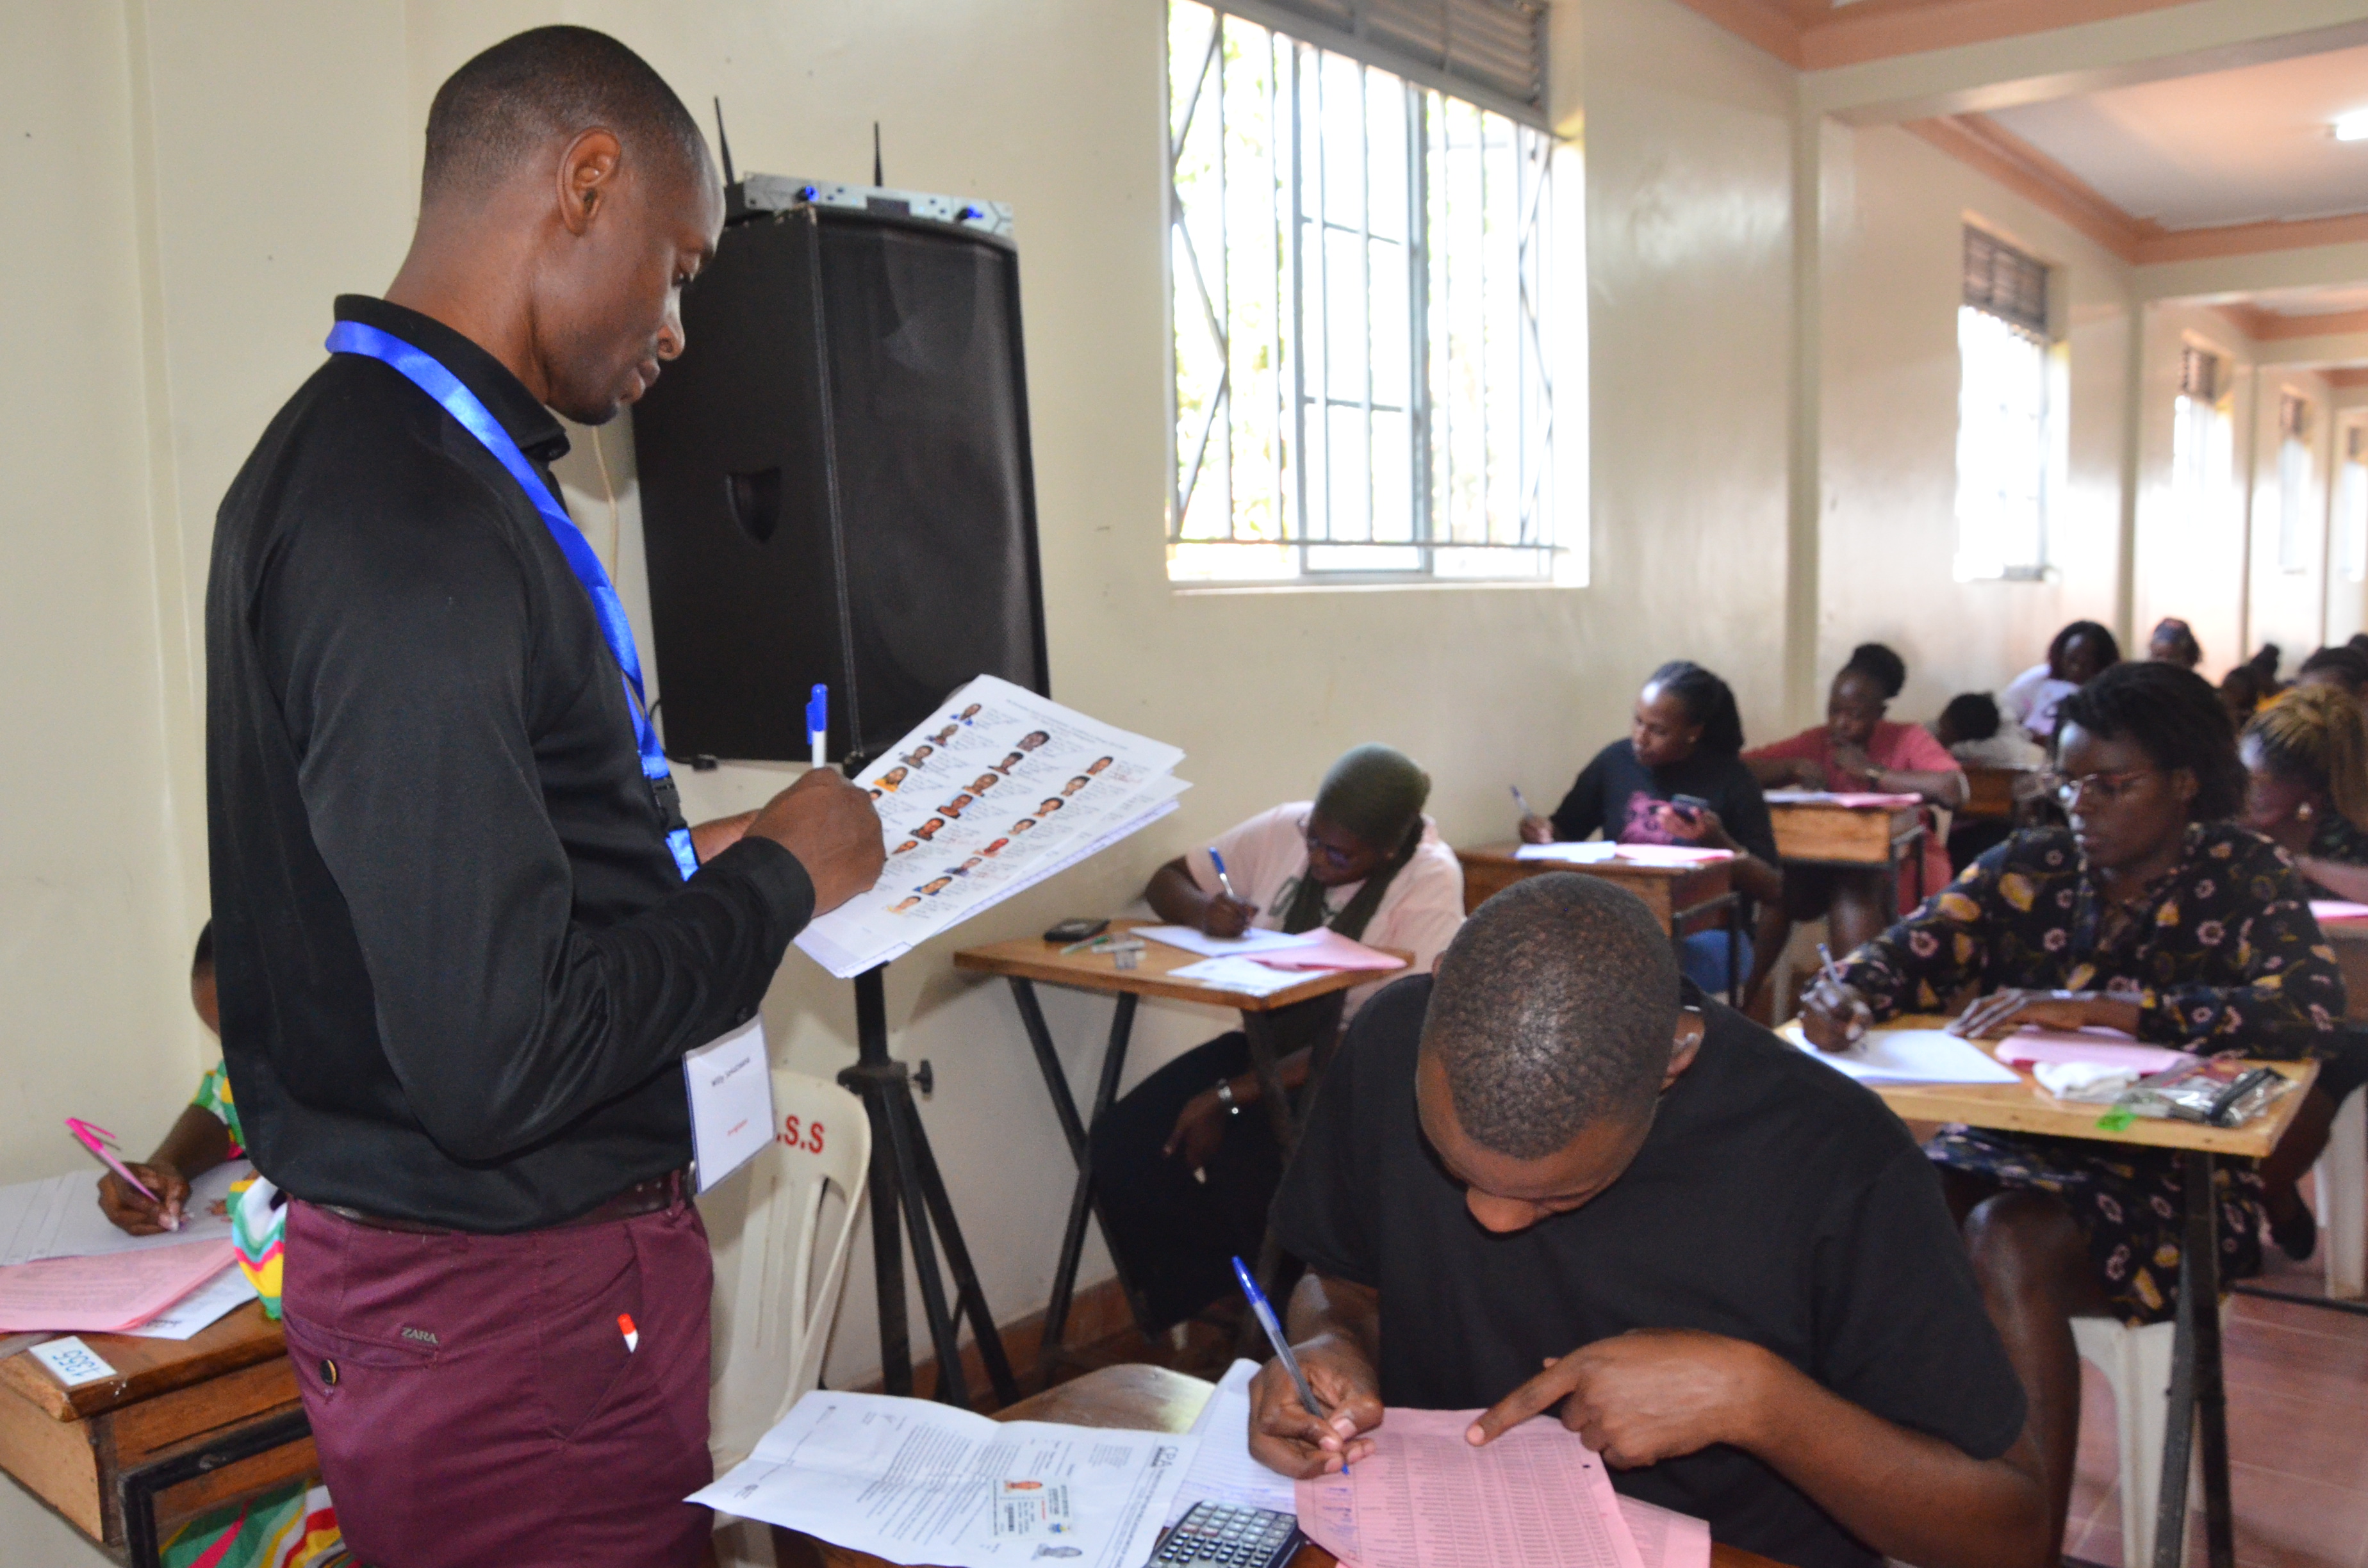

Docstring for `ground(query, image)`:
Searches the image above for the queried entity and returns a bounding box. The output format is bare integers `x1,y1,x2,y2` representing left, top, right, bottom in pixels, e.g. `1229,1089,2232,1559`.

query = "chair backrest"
703,1066,871,1473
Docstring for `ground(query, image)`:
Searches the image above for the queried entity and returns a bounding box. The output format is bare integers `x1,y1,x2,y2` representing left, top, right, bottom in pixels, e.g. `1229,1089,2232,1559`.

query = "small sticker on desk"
31,1336,117,1389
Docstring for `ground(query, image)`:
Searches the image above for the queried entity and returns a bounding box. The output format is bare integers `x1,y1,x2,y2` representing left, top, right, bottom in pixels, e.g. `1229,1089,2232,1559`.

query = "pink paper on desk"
0,1239,234,1334
2310,900,2368,925
1609,845,1734,867
1252,928,1407,973
1993,1028,2188,1076
1619,1496,1711,1568
1295,1408,1648,1568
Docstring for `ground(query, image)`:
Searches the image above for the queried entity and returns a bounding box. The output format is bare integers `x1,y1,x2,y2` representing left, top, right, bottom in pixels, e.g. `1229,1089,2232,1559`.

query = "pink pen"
65,1119,178,1230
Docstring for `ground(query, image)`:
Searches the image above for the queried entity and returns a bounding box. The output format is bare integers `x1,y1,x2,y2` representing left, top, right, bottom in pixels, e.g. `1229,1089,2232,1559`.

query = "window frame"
1951,297,2057,585
1163,1,1567,587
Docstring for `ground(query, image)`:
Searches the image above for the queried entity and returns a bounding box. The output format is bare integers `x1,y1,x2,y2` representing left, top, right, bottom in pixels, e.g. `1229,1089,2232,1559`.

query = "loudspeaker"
631,189,1048,766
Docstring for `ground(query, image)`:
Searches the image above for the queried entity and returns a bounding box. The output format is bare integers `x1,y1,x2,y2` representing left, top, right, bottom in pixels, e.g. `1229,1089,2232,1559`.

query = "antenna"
873,121,884,187
713,97,736,188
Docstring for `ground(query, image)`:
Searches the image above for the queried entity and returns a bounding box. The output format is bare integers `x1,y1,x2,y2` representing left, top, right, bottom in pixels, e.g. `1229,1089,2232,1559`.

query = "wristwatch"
1214,1077,1242,1115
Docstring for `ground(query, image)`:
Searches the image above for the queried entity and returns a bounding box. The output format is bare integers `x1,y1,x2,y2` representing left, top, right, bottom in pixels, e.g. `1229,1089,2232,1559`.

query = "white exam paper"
0,1162,245,1268
1171,1359,1296,1524
114,1264,257,1341
684,1018,774,1195
1168,956,1308,998
1133,926,1324,960
689,1389,1196,1568
1790,1027,2023,1086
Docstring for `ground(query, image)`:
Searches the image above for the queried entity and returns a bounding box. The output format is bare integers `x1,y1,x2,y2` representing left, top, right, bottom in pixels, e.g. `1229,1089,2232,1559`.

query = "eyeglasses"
2037,768,2160,806
1297,817,1364,871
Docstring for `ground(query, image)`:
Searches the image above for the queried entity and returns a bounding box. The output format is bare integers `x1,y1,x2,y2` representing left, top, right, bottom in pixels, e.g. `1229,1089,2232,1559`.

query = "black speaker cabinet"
631,195,1048,765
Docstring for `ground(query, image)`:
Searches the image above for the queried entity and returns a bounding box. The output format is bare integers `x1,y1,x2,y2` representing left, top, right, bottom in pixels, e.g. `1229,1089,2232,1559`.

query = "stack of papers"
1171,1360,1296,1523
0,1241,237,1334
1783,1026,2023,1086
796,677,1192,978
0,1162,255,1337
1514,843,1734,867
1992,1029,2187,1076
1251,930,1404,973
0,1162,243,1267
689,1389,1196,1568
1764,790,1922,808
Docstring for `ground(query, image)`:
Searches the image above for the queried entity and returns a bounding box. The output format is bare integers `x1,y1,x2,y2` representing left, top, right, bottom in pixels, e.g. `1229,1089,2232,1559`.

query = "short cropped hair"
1941,692,2001,742
2057,660,2244,821
1422,875,1681,1159
423,27,705,203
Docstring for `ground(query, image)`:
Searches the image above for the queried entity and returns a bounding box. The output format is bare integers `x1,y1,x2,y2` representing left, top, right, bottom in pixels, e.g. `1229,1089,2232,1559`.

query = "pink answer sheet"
1295,1409,1652,1568
2311,901,2368,925
0,1239,234,1334
1619,1496,1711,1568
1253,929,1408,974
1991,1028,2188,1076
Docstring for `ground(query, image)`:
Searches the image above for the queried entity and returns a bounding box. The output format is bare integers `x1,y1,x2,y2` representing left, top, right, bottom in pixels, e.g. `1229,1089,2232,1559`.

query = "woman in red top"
1745,643,1968,972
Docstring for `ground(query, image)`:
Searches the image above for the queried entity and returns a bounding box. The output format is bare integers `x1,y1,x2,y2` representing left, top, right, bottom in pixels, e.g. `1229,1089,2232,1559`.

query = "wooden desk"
2319,917,2368,1022
1455,844,1732,933
954,922,1407,1380
1768,799,1928,910
1782,1015,2314,1568
1959,765,2037,823
782,1362,1792,1568
0,1302,313,1565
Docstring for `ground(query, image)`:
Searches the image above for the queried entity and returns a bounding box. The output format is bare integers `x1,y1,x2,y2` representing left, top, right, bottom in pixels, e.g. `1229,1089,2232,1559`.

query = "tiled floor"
2065,1188,2368,1568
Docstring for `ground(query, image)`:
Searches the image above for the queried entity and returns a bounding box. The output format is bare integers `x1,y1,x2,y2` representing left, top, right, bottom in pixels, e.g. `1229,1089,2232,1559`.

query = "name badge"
682,1018,775,1194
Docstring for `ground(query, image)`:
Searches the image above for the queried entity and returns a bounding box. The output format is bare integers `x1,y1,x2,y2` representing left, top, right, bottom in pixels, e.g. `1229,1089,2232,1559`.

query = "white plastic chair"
2070,1305,2228,1568
701,1068,871,1568
2315,1091,2364,1298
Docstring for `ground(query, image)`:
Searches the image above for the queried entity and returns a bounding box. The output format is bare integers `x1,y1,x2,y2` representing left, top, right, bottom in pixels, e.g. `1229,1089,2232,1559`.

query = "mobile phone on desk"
1044,917,1108,944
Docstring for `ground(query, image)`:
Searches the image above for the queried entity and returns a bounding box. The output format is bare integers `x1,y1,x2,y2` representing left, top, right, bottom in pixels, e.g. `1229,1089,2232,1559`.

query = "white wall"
1818,123,2131,724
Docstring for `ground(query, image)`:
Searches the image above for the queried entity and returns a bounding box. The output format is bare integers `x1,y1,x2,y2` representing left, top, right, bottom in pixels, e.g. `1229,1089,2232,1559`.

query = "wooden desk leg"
2154,1151,2234,1568
1034,990,1143,1387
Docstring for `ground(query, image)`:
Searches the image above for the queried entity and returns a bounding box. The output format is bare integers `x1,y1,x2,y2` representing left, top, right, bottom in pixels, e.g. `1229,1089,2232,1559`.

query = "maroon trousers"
282,1196,714,1567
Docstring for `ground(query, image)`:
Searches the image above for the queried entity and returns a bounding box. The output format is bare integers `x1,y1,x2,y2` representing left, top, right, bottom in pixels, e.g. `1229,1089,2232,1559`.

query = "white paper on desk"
796,676,1192,979
684,1018,773,1195
1171,1359,1298,1524
1133,926,1324,959
1169,957,1306,997
690,1389,1196,1568
1791,1028,2022,1086
0,1161,245,1268
113,1263,256,1341
1295,1409,1646,1568
1514,841,1620,863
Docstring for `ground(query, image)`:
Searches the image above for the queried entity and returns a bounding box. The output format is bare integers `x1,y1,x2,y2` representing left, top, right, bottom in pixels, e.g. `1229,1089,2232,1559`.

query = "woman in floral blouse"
2239,684,2368,1258
1802,660,2341,1560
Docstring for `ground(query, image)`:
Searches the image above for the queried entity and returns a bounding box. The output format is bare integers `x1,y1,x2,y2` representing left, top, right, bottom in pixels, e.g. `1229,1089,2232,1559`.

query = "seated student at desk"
1935,693,2044,770
1518,660,1781,995
1743,642,1964,961
1800,660,2341,1557
1249,875,2044,1568
2000,620,2119,744
1089,744,1464,1330
2237,685,2368,1259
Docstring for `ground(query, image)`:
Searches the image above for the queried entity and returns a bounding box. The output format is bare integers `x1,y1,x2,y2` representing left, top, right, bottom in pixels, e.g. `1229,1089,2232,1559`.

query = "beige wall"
1818,123,2131,726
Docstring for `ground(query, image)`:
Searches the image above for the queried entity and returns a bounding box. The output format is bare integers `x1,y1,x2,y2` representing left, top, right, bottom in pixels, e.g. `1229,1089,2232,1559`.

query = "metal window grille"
1167,0,1559,580
2180,346,2223,403
2280,391,2311,441
1962,227,2049,339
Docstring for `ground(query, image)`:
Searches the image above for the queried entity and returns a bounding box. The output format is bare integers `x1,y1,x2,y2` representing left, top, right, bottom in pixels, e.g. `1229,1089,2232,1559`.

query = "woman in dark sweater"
1519,660,1781,995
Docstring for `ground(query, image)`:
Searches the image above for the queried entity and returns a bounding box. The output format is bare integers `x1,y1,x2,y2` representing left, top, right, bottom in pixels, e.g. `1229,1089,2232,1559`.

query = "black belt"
319,1168,689,1236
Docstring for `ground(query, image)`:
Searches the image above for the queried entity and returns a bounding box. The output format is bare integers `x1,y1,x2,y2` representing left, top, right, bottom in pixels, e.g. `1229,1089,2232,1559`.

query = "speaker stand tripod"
837,965,1019,1408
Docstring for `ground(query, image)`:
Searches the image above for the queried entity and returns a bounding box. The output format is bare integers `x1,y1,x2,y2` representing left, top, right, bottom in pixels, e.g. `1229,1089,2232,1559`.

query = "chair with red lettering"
702,1067,871,1566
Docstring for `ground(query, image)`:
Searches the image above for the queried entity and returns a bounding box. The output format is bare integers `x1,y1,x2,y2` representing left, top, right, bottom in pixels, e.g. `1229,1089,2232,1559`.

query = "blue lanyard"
325,320,698,880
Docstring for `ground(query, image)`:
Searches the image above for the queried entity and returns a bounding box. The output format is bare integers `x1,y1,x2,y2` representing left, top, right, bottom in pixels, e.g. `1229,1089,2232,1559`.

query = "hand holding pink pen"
67,1118,181,1232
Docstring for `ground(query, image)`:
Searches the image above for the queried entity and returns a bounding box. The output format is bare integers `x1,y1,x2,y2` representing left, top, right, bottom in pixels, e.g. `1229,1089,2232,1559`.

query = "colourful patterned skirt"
161,1478,348,1568
1927,1127,2261,1327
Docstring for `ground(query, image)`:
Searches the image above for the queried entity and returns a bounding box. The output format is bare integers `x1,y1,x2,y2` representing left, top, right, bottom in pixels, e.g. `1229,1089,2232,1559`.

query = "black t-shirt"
1549,740,1778,867
1270,976,2026,1568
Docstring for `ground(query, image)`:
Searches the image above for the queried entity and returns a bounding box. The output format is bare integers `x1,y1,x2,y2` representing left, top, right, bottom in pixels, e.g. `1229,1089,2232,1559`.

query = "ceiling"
1983,44,2368,231
2246,284,2368,320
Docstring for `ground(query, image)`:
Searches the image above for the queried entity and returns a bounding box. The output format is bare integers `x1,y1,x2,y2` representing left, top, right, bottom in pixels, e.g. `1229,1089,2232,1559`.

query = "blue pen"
807,684,828,769
1233,1255,1344,1468
1208,846,1242,904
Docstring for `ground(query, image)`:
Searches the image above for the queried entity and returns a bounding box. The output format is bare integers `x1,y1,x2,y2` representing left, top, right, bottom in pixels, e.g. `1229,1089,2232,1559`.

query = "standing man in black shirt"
1250,875,2048,1568
205,28,882,1567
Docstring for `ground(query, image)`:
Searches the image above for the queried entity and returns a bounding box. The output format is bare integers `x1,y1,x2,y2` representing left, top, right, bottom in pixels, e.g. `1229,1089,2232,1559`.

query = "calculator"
1149,1500,1303,1567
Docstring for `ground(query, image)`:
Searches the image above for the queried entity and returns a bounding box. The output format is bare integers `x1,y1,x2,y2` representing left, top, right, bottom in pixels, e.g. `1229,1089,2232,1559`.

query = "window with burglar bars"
2277,391,2314,574
1952,227,2056,582
1165,0,1565,582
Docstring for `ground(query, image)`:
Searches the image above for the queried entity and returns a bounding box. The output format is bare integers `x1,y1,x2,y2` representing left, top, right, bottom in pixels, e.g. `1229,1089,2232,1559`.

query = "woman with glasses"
1800,660,2340,1559
1518,660,1782,997
1087,744,1467,1330
2240,685,2368,1260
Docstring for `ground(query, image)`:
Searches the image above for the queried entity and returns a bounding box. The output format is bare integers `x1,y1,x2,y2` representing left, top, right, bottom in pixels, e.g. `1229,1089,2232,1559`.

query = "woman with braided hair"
2242,685,2368,1258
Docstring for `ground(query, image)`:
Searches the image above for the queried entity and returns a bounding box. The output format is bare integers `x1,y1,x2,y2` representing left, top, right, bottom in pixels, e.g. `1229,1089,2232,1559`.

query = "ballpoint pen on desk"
1233,1255,1345,1473
807,684,828,770
65,1118,176,1230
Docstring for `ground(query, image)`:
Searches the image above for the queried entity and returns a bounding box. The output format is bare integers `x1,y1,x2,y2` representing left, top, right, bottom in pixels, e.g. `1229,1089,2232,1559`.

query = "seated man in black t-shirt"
1250,874,2048,1568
